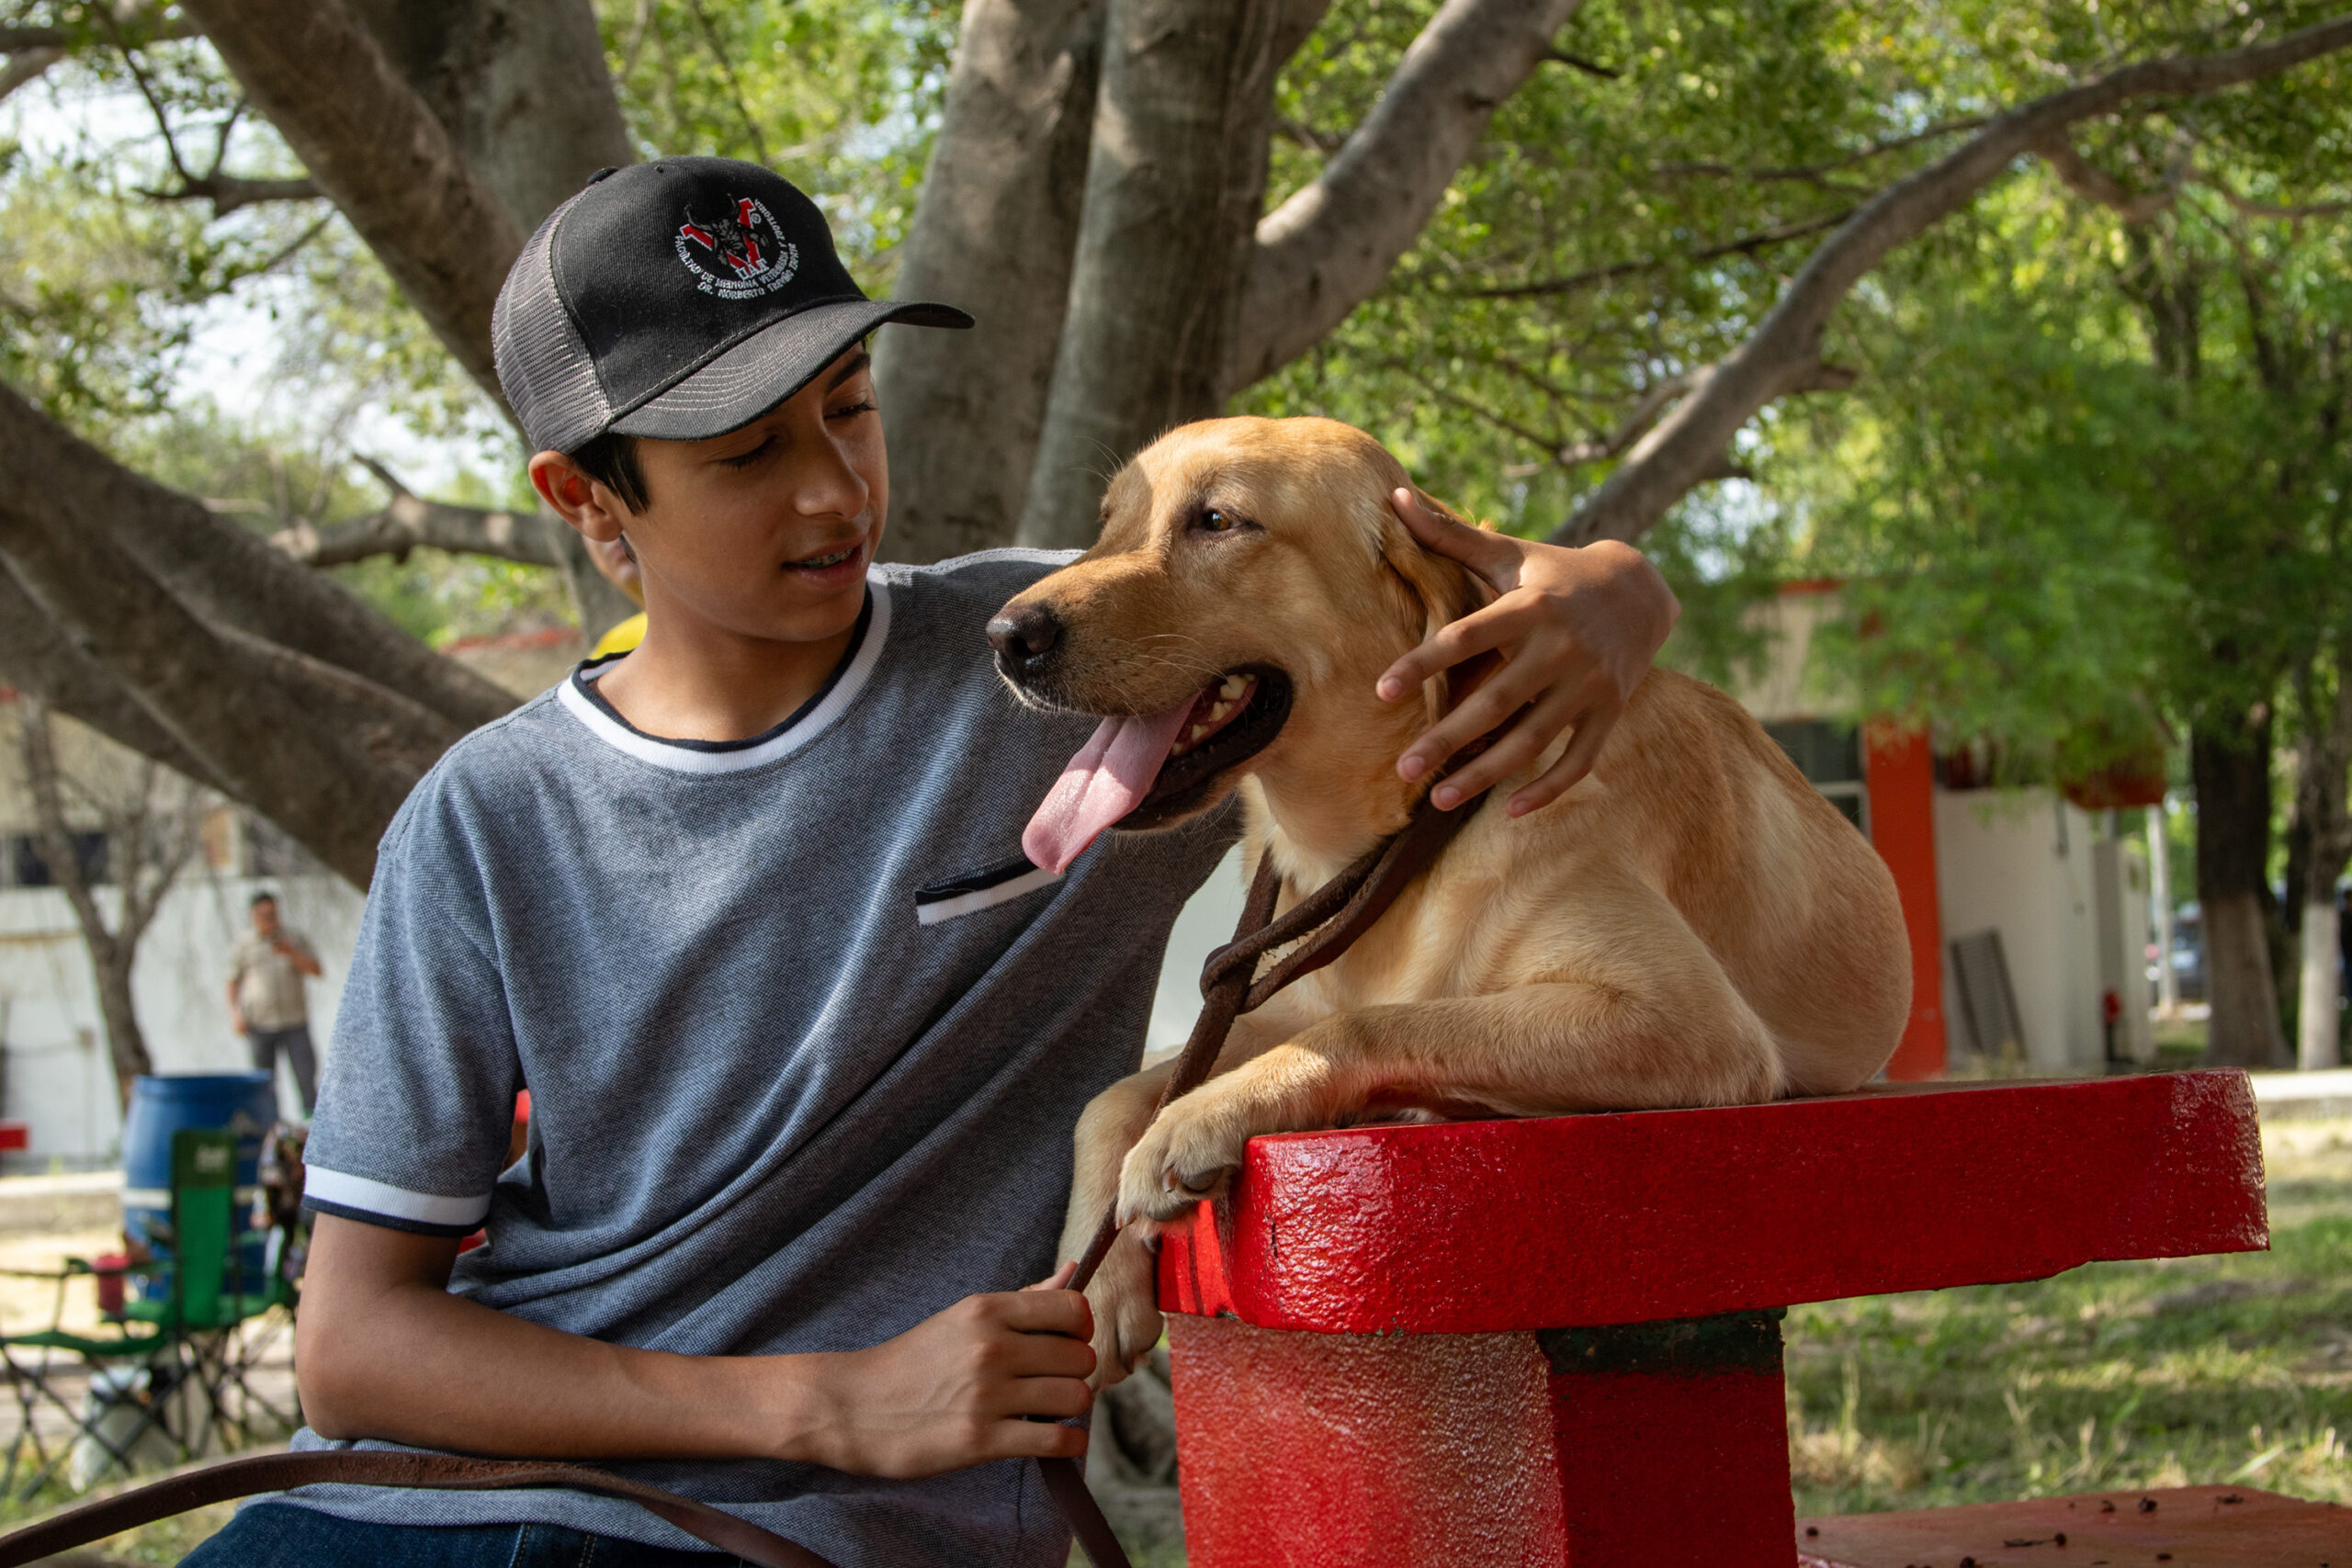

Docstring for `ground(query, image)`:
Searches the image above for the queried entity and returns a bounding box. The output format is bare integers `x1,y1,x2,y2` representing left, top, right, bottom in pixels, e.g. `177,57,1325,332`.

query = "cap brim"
607,298,972,442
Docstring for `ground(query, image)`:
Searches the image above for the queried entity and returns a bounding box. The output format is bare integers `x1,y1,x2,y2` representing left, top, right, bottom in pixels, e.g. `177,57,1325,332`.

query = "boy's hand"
791,1265,1095,1479
1378,490,1679,818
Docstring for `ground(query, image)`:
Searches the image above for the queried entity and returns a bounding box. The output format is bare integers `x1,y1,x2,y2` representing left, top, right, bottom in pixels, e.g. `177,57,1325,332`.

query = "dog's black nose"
987,604,1062,671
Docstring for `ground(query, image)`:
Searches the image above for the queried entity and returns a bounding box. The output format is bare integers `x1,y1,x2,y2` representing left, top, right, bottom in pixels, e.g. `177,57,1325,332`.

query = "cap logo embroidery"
674,195,799,299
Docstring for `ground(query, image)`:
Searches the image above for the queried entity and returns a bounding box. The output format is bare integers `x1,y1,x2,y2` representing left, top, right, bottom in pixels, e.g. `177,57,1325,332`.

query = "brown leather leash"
1040,769,1492,1566
0,781,1487,1568
0,1450,831,1567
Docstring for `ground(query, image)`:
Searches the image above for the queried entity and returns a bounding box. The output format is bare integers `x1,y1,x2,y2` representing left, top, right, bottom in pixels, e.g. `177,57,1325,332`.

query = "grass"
1785,1115,2352,1517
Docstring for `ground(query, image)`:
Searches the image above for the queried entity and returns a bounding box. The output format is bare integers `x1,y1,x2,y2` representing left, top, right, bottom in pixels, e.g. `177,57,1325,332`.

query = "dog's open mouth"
1023,665,1291,874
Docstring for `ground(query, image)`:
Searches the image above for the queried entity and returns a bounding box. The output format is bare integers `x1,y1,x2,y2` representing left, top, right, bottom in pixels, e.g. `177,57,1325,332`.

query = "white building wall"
1931,787,2107,1071
0,872,362,1162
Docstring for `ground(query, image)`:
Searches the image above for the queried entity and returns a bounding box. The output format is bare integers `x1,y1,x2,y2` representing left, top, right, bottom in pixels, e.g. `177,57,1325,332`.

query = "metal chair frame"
0,1131,298,1499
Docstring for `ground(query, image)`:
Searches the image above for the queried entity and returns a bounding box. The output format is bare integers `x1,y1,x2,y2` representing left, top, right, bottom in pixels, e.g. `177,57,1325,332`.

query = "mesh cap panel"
492,194,612,457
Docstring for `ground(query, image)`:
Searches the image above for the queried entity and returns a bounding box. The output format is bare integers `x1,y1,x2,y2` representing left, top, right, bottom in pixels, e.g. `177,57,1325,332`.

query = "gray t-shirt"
288,552,1236,1565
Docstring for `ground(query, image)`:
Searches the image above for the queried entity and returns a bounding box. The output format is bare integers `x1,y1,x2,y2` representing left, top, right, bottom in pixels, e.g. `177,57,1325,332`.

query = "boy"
187,158,1675,1567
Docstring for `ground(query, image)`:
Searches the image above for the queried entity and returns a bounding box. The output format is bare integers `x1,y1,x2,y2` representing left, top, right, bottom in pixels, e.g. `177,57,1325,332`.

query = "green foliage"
597,0,956,285
9,0,2352,700
1240,0,2352,793
1246,0,2352,533
0,4,959,640
1782,174,2352,783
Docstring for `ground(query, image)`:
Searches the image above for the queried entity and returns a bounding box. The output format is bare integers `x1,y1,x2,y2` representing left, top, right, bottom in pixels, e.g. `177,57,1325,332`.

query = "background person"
227,892,322,1114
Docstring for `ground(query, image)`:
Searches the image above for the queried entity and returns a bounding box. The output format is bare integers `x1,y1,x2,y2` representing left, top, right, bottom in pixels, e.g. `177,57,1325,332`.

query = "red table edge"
1158,1069,2267,1334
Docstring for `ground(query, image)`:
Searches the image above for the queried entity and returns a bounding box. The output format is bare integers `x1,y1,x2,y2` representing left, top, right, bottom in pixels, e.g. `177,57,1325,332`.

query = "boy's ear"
529,451,627,543
1374,488,1494,725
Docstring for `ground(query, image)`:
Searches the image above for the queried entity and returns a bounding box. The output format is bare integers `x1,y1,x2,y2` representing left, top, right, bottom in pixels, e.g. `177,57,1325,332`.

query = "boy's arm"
1380,492,1680,818
298,1214,1094,1479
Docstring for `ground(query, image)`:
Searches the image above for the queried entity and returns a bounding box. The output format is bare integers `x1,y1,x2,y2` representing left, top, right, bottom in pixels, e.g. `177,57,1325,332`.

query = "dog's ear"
1375,488,1497,723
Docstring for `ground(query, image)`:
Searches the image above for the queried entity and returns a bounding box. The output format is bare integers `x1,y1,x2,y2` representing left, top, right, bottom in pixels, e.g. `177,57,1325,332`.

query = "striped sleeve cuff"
300,1167,492,1238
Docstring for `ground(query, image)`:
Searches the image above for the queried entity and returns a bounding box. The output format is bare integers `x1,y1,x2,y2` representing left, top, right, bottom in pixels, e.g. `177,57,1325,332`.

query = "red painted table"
1153,1071,2269,1568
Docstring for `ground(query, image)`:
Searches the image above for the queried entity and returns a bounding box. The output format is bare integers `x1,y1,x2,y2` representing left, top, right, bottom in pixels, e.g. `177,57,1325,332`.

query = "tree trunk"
2147,805,2179,1012
1017,0,1292,548
873,0,1109,563
90,955,152,1111
2193,717,2290,1067
17,697,157,1104
2302,897,2344,1070
346,0,632,231
2292,660,2352,1069
1221,0,1583,394
178,0,525,400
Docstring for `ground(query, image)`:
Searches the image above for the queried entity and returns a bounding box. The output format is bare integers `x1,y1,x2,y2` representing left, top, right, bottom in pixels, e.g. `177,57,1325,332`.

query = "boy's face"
532,344,886,646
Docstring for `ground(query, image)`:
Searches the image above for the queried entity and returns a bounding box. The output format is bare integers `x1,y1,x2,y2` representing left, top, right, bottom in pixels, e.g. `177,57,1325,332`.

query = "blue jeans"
180,1502,746,1566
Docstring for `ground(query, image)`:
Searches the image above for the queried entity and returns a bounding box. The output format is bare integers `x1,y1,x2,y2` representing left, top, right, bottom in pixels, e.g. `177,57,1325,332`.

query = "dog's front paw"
1084,1226,1165,1390
1117,1100,1249,1225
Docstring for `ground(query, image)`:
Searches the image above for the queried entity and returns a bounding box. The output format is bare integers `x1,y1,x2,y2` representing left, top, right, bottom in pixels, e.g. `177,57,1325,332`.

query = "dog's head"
994,416,1483,872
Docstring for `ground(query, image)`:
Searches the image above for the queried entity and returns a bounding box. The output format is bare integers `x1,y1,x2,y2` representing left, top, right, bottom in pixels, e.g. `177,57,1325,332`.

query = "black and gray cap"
492,156,970,456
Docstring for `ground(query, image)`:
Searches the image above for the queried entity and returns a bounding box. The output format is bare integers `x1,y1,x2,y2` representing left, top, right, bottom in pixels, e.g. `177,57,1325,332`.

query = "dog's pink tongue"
1023,698,1199,874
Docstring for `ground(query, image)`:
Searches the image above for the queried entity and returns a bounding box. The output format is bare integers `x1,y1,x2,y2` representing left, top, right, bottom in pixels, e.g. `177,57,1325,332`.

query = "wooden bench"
1150,1070,2325,1567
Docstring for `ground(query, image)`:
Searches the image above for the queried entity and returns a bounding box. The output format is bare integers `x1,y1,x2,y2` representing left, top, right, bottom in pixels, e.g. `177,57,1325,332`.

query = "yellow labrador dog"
991,416,1910,1384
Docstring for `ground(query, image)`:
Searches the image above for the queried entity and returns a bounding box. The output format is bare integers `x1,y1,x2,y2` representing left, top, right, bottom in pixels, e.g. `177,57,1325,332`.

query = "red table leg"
1168,1314,1568,1567
1167,1310,1796,1568
1541,1313,1795,1567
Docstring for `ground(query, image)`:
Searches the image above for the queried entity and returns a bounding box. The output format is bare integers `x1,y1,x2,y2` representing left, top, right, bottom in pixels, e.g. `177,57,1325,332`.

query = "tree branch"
270,460,558,568
178,0,523,399
1221,0,1588,394
0,384,516,737
2034,129,2192,222
2212,183,2352,220
1462,207,1856,300
1547,12,2352,547
0,446,458,886
0,570,234,795
0,14,199,51
1651,117,1991,188
1542,48,1616,79
0,45,60,101
137,171,322,216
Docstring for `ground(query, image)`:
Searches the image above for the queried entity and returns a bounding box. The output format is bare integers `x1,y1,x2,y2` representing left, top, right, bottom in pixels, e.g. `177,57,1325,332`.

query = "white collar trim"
556,571,892,775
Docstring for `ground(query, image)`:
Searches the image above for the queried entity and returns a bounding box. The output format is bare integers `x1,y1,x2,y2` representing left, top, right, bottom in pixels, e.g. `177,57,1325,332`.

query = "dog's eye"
1202,508,1233,532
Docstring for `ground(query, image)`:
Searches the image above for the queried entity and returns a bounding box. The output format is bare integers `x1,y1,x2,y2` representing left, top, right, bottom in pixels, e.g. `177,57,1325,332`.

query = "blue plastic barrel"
120,1073,277,1299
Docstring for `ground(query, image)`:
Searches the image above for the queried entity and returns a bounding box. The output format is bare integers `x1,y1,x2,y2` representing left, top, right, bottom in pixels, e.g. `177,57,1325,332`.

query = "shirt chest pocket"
913,856,1063,927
